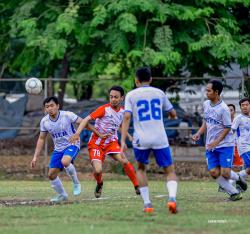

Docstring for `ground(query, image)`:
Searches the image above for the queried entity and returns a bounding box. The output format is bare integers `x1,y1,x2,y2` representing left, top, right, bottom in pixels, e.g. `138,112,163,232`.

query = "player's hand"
120,141,127,153
30,157,37,168
98,133,112,139
192,133,200,141
207,140,219,150
69,133,80,144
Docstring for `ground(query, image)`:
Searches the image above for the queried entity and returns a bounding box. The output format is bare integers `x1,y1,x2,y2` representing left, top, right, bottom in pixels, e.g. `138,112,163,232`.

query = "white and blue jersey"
203,100,234,149
232,114,250,156
125,86,173,150
125,86,174,167
40,110,80,152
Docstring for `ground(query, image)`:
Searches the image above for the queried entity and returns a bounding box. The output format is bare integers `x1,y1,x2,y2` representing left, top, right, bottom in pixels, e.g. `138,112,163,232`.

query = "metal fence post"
241,76,245,98
44,79,48,178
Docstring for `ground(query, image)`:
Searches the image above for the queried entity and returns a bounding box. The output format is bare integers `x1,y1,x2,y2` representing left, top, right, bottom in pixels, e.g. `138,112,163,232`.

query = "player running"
121,67,178,214
231,97,250,188
69,86,140,198
31,96,86,203
192,80,247,201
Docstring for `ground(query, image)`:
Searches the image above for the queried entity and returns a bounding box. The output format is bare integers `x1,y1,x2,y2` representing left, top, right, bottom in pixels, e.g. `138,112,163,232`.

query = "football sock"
51,177,67,196
123,162,139,187
139,186,151,205
166,180,177,201
216,175,239,195
230,170,239,181
94,172,103,184
239,169,248,178
65,163,80,185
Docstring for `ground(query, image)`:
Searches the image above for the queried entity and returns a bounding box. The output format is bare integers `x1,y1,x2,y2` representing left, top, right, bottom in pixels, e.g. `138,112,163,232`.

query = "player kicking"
30,96,83,203
192,80,247,201
69,86,140,198
231,97,250,188
121,67,178,214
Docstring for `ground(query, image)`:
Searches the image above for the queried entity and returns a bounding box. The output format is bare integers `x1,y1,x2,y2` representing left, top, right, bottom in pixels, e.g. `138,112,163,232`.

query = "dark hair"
43,96,59,106
109,86,124,96
239,97,250,106
228,104,235,111
208,80,223,95
136,67,151,82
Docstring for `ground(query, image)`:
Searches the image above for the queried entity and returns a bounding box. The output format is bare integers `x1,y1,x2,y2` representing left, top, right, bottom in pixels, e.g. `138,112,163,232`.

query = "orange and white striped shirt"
88,104,124,146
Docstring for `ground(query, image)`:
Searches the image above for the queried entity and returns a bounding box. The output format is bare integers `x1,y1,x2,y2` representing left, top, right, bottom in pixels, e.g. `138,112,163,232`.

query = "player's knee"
94,167,102,174
48,172,57,180
209,169,219,179
246,168,250,175
221,171,230,179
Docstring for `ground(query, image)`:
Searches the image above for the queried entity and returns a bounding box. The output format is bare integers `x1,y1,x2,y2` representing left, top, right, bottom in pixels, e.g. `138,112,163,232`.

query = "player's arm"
86,123,110,139
168,109,177,119
192,121,206,141
121,112,132,152
69,116,91,144
30,132,47,168
119,126,133,142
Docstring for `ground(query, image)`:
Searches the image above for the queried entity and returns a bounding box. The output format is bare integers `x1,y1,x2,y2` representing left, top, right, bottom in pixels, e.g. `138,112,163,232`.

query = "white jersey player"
121,67,178,214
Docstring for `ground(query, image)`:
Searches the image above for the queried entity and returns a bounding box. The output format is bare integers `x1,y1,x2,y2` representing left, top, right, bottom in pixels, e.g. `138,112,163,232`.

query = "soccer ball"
25,77,43,95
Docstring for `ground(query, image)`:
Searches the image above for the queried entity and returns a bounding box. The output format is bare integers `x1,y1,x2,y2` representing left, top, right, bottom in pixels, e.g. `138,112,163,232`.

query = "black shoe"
94,182,103,198
228,192,242,201
134,186,140,195
236,176,248,192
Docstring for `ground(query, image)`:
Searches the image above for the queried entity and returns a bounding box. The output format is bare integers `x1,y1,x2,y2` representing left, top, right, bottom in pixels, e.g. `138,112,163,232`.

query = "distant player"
192,80,247,201
121,67,178,214
31,96,84,203
228,104,243,171
231,97,250,186
69,86,140,198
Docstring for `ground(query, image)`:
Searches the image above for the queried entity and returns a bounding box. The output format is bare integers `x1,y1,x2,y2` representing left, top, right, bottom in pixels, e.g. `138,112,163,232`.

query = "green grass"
0,180,250,234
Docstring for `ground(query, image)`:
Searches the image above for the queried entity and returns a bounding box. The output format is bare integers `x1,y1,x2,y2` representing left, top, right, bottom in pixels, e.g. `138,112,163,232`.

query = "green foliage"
0,0,250,98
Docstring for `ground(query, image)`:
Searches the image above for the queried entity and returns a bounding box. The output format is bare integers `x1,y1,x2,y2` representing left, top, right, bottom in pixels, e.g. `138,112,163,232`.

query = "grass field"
0,180,250,234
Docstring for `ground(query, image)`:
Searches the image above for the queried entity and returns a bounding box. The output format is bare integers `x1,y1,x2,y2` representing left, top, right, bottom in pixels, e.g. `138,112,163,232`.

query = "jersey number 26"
137,99,161,121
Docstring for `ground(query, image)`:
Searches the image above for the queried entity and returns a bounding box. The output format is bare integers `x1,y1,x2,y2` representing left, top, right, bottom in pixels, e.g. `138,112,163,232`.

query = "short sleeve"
40,119,47,132
90,106,105,120
65,111,78,123
222,107,232,128
232,115,240,131
162,95,173,112
124,93,133,113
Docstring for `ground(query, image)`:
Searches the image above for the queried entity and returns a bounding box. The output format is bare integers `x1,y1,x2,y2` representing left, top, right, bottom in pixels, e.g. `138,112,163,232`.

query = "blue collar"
210,100,222,107
49,111,60,122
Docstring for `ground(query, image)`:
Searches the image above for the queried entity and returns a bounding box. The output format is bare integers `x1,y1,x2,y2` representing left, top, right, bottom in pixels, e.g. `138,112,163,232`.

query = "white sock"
139,186,151,205
239,169,248,178
216,176,239,195
230,171,239,181
65,163,80,185
229,179,234,185
166,180,177,200
51,177,67,196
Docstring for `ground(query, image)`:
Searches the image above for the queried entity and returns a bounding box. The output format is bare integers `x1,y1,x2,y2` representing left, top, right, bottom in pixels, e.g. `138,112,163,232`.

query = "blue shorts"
205,147,234,170
49,145,79,169
241,151,250,168
133,147,173,168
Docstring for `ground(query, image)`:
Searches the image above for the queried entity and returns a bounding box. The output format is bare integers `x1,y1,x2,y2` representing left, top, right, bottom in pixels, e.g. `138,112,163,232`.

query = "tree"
1,0,249,102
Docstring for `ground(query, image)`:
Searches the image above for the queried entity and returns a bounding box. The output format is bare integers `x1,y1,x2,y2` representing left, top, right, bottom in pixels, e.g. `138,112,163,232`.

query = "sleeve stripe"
124,110,132,113
73,116,78,123
165,107,174,113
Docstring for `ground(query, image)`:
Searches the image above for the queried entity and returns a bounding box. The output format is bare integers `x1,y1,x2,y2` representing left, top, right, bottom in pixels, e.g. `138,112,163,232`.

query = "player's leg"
48,151,68,203
217,147,243,200
134,148,153,213
88,145,105,198
154,147,178,214
237,151,250,190
110,152,140,195
61,145,81,196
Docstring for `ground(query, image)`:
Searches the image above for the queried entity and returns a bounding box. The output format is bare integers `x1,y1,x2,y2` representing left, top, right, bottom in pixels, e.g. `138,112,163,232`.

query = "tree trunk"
58,54,69,109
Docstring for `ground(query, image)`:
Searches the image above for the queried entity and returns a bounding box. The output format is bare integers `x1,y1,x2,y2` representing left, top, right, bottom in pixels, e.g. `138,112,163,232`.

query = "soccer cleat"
228,192,242,201
143,203,154,213
236,176,248,192
134,185,140,195
73,183,81,196
50,194,68,203
94,182,103,198
167,199,178,214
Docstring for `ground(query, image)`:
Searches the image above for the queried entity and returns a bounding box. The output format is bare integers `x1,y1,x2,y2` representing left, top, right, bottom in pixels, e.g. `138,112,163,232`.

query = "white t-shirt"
40,110,80,151
231,114,250,155
203,100,234,149
125,86,173,149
